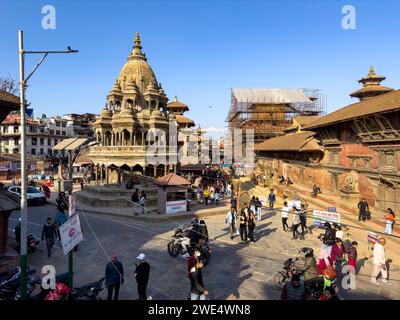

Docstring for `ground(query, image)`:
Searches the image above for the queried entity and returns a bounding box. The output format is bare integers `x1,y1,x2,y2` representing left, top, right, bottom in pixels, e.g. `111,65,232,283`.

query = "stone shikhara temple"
255,67,400,213
90,33,195,183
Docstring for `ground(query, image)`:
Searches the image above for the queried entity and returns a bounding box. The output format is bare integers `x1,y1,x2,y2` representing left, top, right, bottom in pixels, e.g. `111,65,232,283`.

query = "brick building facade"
255,68,400,213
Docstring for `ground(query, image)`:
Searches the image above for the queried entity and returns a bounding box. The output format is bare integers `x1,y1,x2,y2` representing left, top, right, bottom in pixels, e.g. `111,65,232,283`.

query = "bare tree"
0,74,19,95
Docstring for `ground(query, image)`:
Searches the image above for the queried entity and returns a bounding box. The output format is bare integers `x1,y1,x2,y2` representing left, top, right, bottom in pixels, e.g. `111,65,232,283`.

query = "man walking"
357,198,369,222
105,254,124,300
226,207,238,239
135,253,151,300
281,201,290,231
371,237,392,285
268,189,276,210
131,188,139,215
291,207,302,240
41,218,58,257
189,259,209,300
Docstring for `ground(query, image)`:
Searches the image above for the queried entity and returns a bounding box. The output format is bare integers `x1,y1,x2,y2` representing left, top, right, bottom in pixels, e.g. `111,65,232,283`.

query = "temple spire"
368,65,376,78
134,32,142,49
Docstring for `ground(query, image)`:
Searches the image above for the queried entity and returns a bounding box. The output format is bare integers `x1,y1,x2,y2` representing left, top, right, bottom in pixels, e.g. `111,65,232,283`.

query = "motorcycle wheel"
167,241,180,257
273,272,287,288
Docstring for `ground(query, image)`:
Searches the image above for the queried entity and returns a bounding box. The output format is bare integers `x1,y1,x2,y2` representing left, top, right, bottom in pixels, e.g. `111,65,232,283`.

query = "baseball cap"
137,253,146,260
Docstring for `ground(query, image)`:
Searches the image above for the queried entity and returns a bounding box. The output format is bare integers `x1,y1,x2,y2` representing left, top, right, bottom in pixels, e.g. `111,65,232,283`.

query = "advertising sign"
166,200,187,214
60,214,83,255
288,200,301,210
313,209,341,227
259,196,267,207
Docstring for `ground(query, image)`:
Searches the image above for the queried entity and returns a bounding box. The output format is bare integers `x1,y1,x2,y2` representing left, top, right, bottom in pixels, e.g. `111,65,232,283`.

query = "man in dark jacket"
281,274,307,300
268,189,276,209
105,254,124,300
131,188,139,215
41,218,58,257
189,259,209,300
357,198,369,222
321,222,336,255
135,253,150,300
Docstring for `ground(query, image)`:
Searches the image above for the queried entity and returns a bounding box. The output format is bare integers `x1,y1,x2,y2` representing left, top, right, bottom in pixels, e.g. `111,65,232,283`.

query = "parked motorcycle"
14,222,40,254
44,277,105,300
16,272,70,300
0,267,39,300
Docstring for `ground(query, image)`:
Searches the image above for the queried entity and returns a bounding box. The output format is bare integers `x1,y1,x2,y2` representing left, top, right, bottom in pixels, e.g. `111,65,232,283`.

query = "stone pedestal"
339,188,359,203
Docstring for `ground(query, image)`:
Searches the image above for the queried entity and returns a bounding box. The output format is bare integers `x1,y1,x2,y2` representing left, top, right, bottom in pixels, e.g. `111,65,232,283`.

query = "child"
346,241,358,274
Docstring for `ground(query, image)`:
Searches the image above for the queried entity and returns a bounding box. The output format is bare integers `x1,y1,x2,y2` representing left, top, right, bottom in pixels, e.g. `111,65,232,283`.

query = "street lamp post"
18,30,78,299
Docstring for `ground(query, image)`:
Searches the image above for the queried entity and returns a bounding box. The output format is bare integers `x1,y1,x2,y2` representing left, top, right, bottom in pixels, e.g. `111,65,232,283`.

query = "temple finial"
368,65,376,77
133,32,142,50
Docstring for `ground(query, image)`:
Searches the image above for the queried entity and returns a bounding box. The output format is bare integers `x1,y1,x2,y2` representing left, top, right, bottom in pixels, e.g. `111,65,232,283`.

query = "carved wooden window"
376,115,397,135
354,120,368,134
363,117,381,132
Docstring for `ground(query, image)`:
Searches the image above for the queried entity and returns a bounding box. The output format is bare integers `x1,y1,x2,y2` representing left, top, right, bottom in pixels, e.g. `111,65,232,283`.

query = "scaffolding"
226,88,327,144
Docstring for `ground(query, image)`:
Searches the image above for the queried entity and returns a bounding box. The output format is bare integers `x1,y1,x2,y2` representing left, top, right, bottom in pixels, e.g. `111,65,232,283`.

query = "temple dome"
117,33,158,95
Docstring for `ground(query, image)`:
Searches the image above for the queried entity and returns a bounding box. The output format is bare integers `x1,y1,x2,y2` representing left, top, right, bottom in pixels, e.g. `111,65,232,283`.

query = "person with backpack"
226,207,238,239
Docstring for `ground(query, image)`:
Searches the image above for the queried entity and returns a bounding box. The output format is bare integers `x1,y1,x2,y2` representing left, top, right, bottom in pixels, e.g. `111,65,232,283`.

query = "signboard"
367,231,379,244
313,209,341,227
259,196,267,207
166,200,187,214
328,207,337,213
60,214,83,255
288,200,301,210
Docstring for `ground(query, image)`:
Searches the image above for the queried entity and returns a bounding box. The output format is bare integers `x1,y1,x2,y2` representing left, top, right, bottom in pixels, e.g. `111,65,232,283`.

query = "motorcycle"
14,222,40,254
167,228,212,265
0,267,39,300
16,272,70,300
44,277,105,300
69,277,105,300
273,258,300,288
304,277,339,300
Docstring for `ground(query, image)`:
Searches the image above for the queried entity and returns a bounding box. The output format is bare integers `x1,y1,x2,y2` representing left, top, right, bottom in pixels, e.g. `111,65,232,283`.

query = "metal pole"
68,150,73,288
18,30,28,300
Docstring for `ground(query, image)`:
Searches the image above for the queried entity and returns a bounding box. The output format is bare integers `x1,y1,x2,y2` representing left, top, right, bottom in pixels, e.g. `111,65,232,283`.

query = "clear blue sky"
1,0,400,137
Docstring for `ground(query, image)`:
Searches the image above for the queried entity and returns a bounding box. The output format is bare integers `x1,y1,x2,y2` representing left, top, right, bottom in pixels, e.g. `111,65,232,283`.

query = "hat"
137,253,146,260
111,254,118,261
